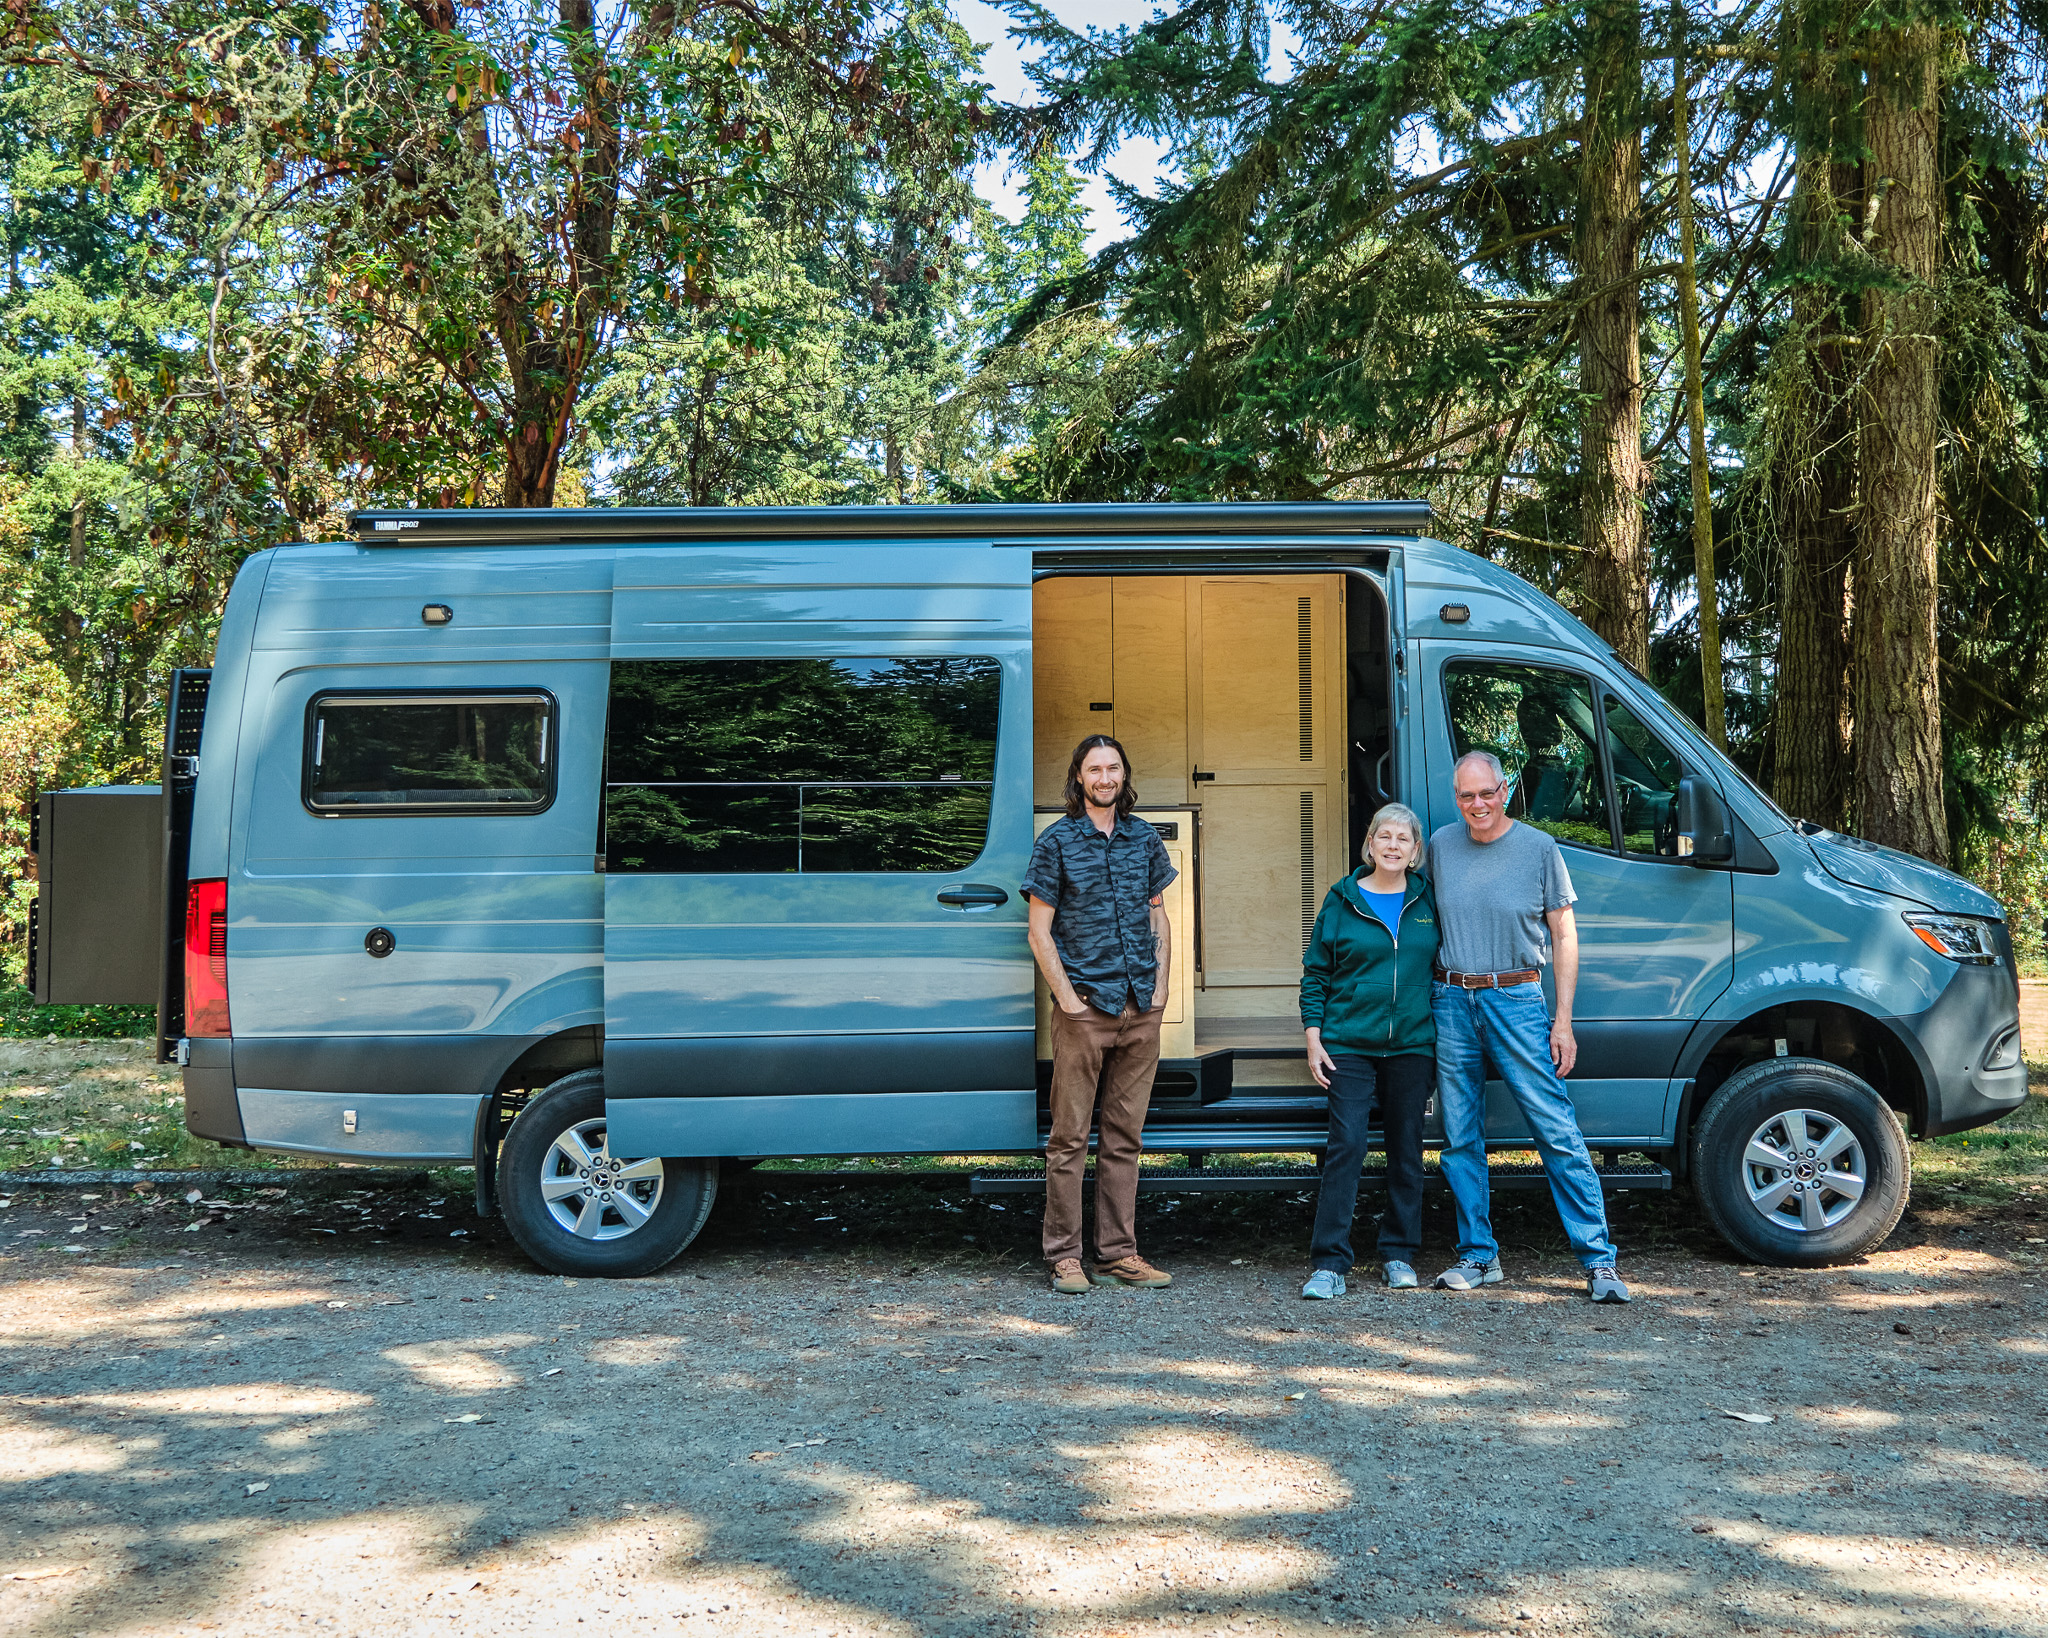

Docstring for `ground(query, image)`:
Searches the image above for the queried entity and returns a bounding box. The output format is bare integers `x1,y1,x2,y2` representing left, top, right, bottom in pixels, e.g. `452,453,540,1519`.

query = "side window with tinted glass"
305,693,555,814
1602,693,1686,857
604,657,1000,873
1443,662,1616,851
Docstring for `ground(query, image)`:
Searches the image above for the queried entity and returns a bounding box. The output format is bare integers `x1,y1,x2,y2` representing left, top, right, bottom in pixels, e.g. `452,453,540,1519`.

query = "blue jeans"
1431,981,1616,1269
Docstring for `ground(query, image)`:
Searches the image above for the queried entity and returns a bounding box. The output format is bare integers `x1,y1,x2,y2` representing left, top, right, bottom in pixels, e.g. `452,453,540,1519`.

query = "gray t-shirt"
1426,820,1577,974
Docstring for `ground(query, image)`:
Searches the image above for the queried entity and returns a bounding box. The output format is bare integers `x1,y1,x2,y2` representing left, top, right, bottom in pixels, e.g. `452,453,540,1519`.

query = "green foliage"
0,985,153,1037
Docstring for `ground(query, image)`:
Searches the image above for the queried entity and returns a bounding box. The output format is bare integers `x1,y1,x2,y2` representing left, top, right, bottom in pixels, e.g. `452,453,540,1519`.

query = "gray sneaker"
1301,1269,1346,1300
1381,1260,1419,1290
1433,1256,1504,1291
1588,1265,1631,1304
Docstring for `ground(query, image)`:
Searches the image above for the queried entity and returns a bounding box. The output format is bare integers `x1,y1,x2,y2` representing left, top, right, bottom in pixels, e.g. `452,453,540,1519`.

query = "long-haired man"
1020,734,1177,1294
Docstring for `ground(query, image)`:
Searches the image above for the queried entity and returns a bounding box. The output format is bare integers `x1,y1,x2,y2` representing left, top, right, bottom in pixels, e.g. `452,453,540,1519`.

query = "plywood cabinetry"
1032,577,1113,806
1032,574,1347,1013
1111,578,1189,806
1191,577,1346,992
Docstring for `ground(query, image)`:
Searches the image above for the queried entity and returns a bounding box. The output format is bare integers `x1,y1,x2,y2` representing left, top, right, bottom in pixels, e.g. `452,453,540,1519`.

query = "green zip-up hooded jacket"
1298,870,1440,1056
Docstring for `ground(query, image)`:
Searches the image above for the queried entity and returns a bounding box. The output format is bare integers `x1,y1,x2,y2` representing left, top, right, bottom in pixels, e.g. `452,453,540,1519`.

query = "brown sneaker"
1049,1258,1090,1295
1090,1255,1172,1288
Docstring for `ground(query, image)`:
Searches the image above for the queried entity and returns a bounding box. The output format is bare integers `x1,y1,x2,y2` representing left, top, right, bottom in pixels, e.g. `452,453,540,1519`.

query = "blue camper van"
30,503,2026,1277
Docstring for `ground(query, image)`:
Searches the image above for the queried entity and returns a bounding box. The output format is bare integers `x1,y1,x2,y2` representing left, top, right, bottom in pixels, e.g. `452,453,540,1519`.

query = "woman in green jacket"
1298,801,1440,1297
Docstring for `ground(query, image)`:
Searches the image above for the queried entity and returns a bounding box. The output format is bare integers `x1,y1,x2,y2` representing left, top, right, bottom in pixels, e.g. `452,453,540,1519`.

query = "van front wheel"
1692,1058,1910,1267
499,1069,717,1277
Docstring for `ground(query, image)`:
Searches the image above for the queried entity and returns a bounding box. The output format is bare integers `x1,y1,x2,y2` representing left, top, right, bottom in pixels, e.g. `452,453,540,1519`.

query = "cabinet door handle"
1191,769,1217,783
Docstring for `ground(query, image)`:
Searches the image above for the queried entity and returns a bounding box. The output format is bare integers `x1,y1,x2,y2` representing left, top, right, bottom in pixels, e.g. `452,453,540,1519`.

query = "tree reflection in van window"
605,658,999,872
1603,693,1685,855
306,694,553,812
1443,663,1617,851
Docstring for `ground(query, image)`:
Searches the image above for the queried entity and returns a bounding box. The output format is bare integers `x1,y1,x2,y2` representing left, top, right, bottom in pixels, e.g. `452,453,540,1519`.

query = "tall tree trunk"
1577,0,1648,670
1853,22,1947,862
1773,149,1858,830
64,396,85,659
492,0,623,508
1670,0,1723,745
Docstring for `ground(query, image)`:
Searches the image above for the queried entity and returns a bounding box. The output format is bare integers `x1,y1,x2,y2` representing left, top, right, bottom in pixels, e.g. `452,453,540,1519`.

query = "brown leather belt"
1434,966,1540,989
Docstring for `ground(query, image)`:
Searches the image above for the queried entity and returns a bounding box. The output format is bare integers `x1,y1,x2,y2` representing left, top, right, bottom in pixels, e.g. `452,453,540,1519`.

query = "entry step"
970,1161,1672,1195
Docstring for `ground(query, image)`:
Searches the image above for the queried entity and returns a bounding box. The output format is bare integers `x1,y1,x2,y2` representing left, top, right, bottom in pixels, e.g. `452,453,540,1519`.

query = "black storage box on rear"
31,785,165,1005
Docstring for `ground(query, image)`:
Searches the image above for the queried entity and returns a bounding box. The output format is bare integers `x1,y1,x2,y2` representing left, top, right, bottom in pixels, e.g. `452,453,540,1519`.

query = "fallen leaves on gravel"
1723,1410,1774,1424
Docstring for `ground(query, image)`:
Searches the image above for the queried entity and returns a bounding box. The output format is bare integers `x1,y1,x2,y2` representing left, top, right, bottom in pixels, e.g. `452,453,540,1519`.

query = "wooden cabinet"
1033,574,1347,1013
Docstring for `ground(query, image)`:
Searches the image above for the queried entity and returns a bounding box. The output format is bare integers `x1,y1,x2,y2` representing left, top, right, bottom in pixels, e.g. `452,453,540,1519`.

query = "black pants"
1310,1052,1433,1272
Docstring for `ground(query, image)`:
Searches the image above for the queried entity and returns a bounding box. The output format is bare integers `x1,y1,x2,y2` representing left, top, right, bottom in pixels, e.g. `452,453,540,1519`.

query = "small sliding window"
304,691,556,815
605,657,1000,872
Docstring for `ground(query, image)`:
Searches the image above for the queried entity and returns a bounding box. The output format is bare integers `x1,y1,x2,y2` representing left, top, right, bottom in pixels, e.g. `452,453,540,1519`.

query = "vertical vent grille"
1297,597,1314,760
170,668,212,758
1299,790,1317,950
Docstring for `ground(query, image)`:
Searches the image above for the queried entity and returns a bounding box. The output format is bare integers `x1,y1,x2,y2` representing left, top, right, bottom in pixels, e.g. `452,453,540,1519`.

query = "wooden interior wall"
1031,574,1347,1011
1191,576,1346,994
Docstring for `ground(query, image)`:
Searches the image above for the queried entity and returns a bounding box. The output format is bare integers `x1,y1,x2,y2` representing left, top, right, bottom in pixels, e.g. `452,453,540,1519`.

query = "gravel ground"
2,1166,2043,1638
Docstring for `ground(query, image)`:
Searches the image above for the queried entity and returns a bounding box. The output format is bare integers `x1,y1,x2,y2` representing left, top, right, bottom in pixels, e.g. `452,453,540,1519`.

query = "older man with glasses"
1425,750,1629,1304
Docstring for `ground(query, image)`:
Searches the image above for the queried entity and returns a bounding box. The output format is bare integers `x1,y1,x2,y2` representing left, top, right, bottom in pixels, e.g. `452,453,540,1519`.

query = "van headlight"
1904,912,2000,964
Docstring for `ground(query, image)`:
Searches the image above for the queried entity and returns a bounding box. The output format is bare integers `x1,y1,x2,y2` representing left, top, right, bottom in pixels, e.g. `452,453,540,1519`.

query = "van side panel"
602,543,1036,1121
224,546,611,1102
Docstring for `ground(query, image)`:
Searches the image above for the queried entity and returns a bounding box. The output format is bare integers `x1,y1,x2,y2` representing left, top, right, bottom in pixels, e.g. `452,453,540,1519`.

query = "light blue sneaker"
1381,1260,1418,1290
1301,1269,1346,1300
1433,1256,1504,1291
1587,1265,1631,1304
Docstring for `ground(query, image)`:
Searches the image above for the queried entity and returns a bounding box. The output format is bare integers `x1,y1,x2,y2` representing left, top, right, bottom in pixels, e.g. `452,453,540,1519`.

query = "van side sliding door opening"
1029,568,1395,1088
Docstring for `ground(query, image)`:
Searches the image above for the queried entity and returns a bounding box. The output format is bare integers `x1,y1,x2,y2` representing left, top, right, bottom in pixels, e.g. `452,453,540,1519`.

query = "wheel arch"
491,1024,604,1101
472,1027,604,1217
1671,998,1928,1175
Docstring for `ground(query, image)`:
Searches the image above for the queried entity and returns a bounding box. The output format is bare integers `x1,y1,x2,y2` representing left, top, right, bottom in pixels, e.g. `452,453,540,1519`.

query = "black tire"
1691,1057,1911,1267
499,1068,718,1278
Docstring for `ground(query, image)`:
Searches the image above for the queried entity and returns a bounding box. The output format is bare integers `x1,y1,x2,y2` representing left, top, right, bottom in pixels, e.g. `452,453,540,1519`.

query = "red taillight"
184,878,230,1037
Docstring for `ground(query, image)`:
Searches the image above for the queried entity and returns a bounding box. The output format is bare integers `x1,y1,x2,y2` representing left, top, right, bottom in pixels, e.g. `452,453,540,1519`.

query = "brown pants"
1043,1000,1162,1264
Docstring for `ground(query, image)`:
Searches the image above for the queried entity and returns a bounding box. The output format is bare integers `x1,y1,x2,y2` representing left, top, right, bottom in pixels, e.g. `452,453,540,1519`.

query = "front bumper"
1898,954,2028,1138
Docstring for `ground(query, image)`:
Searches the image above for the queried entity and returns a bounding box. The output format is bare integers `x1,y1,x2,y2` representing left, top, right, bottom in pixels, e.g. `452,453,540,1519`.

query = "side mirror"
1675,773,1734,864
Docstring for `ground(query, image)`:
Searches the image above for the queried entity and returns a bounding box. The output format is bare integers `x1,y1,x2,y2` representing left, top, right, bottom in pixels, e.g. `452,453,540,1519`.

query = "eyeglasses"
1454,783,1507,806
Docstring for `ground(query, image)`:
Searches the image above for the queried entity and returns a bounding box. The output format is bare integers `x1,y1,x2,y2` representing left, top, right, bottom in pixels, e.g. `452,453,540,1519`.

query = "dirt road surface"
1,1171,2043,1638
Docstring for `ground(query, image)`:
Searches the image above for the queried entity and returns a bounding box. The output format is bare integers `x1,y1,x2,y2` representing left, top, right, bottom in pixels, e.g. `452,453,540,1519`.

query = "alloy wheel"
1740,1107,1867,1233
537,1117,665,1241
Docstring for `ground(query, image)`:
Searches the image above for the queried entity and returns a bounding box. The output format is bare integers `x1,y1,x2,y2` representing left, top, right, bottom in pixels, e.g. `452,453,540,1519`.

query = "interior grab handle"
936,883,1009,909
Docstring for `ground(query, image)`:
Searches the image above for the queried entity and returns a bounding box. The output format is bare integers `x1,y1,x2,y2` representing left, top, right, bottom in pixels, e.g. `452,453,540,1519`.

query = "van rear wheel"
500,1069,717,1277
1691,1058,1910,1267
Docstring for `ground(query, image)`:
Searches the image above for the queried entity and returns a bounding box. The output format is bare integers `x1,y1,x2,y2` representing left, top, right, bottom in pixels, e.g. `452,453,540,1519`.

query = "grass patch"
1911,1070,2048,1207
0,986,157,1040
0,1039,316,1173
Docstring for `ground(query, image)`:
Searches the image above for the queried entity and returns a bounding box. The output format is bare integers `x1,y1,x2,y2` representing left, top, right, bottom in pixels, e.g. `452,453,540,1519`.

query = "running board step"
970,1162,1673,1196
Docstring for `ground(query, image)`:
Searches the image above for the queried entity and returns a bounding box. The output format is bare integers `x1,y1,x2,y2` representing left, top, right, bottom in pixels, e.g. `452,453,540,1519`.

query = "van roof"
345,501,1432,545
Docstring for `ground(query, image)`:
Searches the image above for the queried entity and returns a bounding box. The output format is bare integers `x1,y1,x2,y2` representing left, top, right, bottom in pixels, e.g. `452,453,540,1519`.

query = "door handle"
936,883,1009,909
1191,769,1217,783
